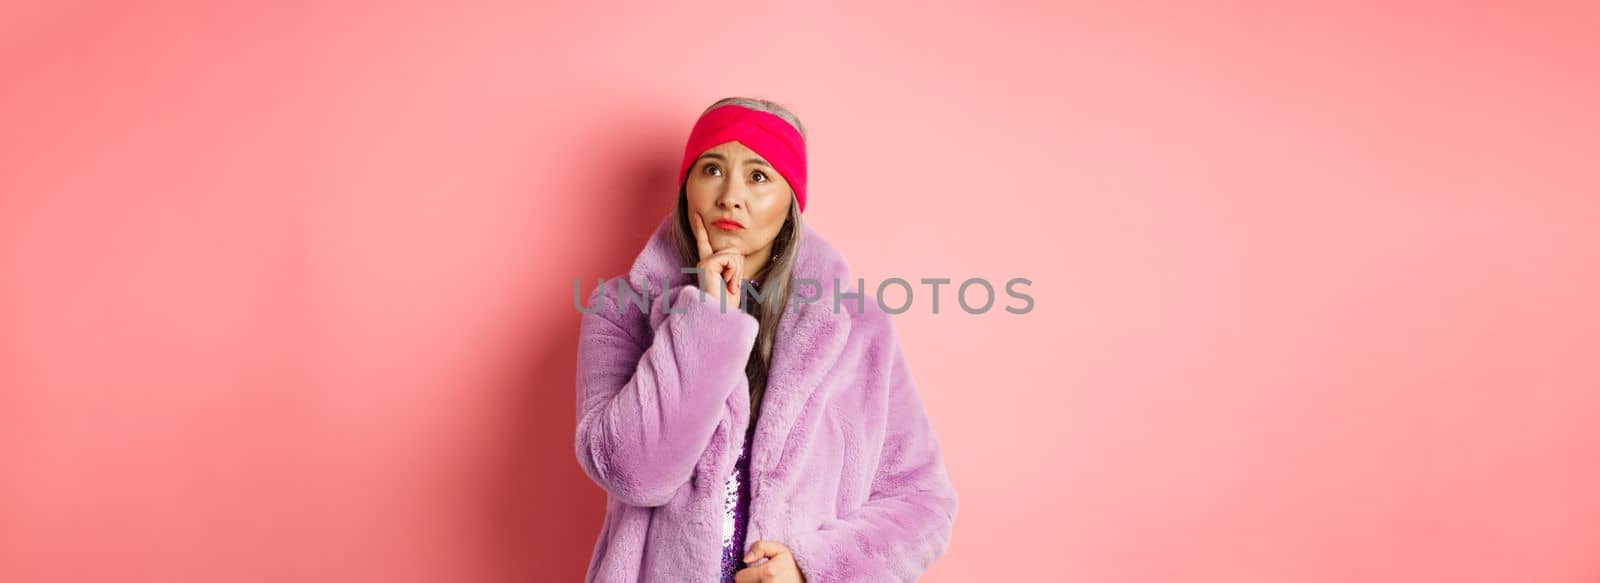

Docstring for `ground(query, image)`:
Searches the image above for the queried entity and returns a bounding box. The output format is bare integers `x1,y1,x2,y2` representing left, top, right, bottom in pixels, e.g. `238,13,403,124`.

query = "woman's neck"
743,245,773,284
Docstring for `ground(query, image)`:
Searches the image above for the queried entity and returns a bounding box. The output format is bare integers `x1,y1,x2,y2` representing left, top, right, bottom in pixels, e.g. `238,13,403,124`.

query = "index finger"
690,211,714,259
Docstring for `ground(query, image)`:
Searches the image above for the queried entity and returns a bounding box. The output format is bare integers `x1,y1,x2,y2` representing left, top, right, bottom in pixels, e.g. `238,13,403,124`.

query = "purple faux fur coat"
574,215,958,582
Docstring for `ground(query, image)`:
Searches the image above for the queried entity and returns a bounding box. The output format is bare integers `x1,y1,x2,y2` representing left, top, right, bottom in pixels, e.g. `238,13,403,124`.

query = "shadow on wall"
474,117,683,580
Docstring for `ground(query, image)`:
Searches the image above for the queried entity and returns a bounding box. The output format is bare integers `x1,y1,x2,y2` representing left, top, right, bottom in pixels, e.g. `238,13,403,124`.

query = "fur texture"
574,214,959,582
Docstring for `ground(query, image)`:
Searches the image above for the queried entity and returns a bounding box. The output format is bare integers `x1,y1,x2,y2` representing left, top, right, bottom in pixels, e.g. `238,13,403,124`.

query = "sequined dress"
718,422,756,581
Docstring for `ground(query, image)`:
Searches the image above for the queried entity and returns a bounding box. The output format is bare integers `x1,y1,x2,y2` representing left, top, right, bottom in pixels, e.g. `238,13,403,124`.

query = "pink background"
4,1,1599,581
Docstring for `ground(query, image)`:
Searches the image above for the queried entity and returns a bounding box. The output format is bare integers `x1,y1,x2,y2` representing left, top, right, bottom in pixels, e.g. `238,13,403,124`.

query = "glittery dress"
718,422,756,581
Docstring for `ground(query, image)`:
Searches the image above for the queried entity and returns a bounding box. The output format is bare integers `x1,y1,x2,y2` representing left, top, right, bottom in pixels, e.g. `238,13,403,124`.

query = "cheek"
752,209,787,244
684,182,712,207
755,192,789,223
758,202,790,230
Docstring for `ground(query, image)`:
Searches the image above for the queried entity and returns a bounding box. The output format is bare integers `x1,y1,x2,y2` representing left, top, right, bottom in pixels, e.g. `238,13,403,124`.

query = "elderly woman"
574,97,958,582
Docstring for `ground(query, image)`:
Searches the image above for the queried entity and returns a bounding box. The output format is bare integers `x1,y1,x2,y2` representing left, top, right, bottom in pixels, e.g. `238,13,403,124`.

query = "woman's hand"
736,540,807,583
692,211,744,306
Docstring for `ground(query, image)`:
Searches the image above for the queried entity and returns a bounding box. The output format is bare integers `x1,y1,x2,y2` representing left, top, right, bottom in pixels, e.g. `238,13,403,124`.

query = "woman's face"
684,140,792,262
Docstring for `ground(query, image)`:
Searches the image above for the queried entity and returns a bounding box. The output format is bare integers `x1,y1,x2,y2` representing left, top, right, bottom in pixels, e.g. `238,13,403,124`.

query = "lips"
712,218,744,231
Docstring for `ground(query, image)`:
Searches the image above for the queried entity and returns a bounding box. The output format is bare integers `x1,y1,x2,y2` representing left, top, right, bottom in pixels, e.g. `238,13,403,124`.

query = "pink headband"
676,104,808,212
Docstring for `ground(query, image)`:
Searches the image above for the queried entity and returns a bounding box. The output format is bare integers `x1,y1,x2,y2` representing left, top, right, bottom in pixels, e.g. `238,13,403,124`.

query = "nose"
715,179,746,211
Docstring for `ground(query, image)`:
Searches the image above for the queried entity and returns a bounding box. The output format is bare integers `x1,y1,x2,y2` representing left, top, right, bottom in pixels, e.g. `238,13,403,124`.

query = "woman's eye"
752,170,767,183
702,164,721,176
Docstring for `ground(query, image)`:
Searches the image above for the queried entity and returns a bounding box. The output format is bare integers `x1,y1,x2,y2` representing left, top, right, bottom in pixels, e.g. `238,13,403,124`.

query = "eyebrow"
697,152,771,168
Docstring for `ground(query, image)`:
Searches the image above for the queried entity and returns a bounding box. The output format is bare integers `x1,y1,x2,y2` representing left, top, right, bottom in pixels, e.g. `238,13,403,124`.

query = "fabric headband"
676,104,808,213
